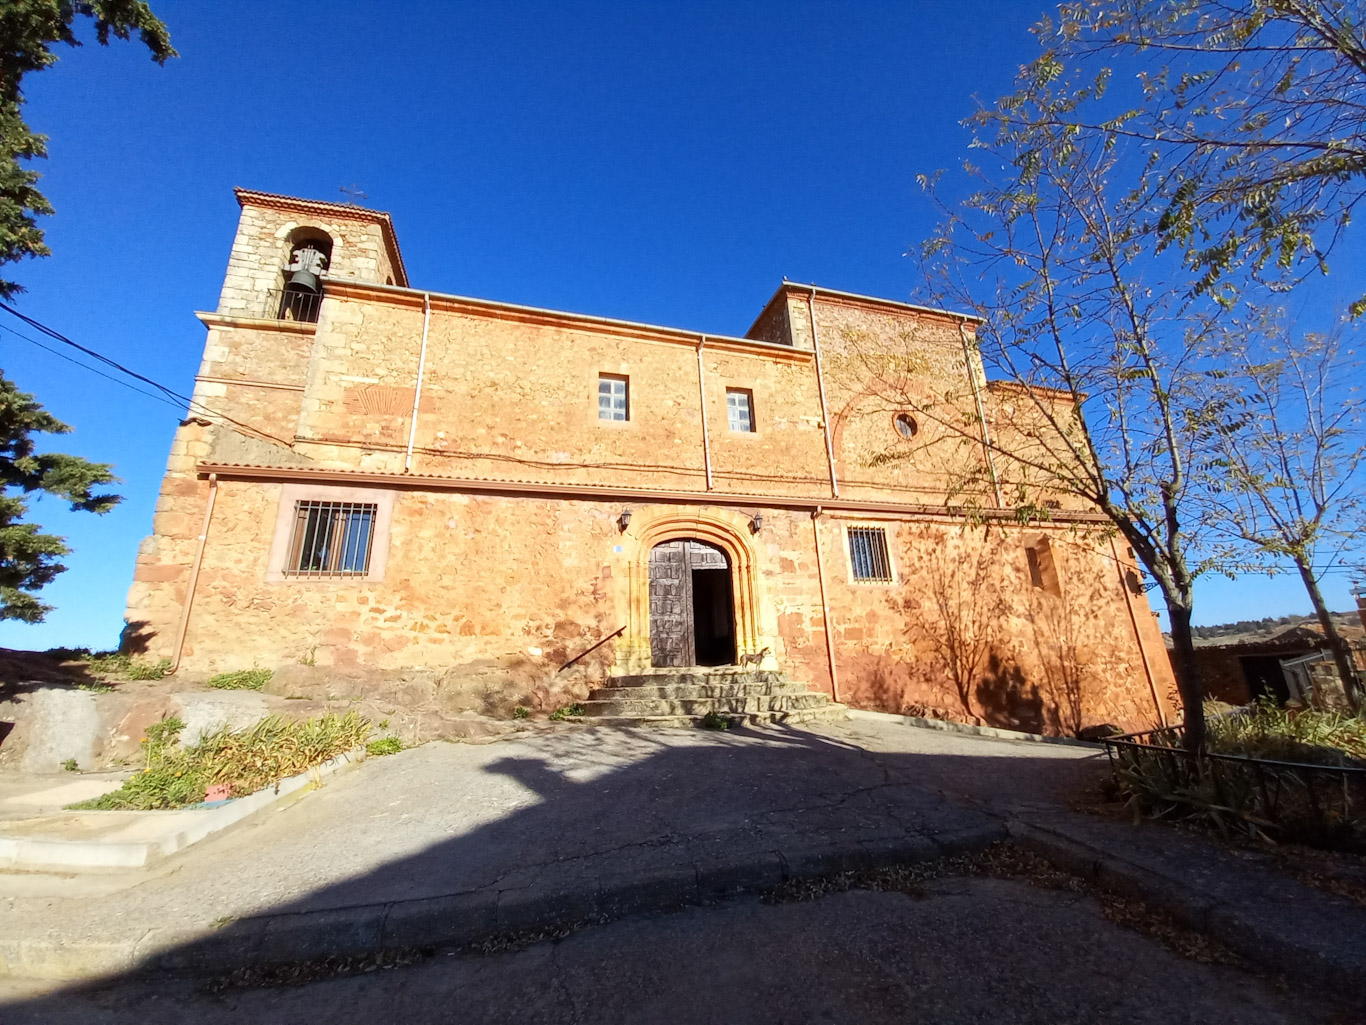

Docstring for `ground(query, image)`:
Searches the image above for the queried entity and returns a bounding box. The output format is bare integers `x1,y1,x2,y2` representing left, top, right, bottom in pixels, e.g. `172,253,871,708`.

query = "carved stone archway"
616,509,762,673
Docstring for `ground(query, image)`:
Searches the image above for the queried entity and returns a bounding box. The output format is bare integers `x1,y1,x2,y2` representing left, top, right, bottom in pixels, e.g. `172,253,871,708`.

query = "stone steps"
585,704,849,729
584,668,846,728
583,692,834,717
588,682,814,701
608,670,787,689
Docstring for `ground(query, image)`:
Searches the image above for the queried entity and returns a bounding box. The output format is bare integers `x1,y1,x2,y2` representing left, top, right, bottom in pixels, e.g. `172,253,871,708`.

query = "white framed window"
726,388,755,432
847,526,893,582
599,374,629,421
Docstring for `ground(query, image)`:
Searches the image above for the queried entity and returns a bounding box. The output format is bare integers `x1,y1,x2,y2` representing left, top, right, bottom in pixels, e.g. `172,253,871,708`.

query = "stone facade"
123,190,1177,734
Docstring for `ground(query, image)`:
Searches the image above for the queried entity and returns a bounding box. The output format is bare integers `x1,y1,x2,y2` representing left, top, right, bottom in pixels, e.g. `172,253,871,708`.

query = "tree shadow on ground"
0,722,1105,1021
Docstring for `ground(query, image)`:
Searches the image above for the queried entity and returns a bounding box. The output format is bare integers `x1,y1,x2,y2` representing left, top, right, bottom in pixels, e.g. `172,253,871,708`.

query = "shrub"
1107,701,1366,852
512,706,531,720
1207,700,1366,765
70,712,370,811
548,703,586,721
61,758,78,772
699,710,732,730
207,668,273,691
366,737,403,757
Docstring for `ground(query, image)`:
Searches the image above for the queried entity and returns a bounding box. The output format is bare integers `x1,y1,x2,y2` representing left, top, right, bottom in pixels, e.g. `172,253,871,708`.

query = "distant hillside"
1185,611,1362,647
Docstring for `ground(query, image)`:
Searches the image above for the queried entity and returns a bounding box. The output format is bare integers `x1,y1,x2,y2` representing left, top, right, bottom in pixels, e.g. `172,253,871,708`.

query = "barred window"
847,526,893,582
287,502,377,577
726,388,755,432
599,374,629,421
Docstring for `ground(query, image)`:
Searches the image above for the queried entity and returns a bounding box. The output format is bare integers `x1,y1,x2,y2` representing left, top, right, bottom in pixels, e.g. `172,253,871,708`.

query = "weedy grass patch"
207,668,274,691
69,712,370,811
548,703,587,721
81,652,172,681
1207,700,1366,765
366,736,403,756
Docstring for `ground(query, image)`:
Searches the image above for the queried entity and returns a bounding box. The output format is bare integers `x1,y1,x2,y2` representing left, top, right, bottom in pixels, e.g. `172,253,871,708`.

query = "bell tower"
214,189,407,322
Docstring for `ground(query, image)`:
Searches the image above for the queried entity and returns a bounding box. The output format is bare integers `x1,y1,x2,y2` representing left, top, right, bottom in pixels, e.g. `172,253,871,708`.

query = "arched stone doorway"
649,539,736,667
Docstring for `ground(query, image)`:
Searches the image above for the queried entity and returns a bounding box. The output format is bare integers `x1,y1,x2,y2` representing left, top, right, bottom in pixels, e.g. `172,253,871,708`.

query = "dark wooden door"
649,541,694,667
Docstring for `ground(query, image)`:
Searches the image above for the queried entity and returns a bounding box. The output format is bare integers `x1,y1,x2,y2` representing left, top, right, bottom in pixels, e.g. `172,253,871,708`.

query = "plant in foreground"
366,737,403,757
61,758,78,772
699,711,732,730
513,705,531,720
69,712,370,811
548,704,586,721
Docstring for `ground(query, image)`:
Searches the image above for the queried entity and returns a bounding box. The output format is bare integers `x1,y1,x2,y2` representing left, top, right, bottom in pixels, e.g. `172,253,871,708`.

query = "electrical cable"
0,301,295,447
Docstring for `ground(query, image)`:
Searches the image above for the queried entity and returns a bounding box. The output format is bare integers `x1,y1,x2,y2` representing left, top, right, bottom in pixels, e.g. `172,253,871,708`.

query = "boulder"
171,691,271,744
19,687,101,772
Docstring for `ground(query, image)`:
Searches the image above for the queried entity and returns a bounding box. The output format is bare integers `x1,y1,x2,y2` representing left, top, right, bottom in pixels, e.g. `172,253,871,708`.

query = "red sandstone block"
134,564,186,583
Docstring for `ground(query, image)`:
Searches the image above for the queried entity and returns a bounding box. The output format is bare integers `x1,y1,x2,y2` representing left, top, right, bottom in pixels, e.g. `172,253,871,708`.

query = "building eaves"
745,281,985,339
196,461,1111,525
233,188,409,288
320,278,815,361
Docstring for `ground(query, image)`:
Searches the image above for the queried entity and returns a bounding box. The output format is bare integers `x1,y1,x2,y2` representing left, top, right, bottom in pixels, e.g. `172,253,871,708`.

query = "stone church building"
124,189,1175,734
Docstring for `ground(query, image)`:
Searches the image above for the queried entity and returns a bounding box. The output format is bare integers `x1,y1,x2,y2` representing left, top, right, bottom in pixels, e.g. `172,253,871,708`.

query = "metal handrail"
558,625,626,672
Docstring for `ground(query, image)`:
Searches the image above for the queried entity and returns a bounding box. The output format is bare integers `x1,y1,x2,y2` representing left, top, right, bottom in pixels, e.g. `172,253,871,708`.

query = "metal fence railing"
1101,724,1366,852
263,287,322,324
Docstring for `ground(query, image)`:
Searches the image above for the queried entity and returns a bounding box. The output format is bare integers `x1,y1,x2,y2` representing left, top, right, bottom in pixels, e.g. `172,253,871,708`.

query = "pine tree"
0,1,175,297
0,375,119,621
0,3,172,620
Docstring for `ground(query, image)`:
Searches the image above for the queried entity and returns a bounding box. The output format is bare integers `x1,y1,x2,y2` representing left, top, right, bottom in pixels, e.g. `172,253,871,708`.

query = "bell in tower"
279,237,331,322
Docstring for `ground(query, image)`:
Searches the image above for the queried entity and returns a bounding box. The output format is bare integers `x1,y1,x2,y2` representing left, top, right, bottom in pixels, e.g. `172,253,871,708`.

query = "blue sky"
0,1,1360,651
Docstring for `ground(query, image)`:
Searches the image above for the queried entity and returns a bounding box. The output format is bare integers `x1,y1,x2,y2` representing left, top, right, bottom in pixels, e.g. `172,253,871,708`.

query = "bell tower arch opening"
278,227,334,322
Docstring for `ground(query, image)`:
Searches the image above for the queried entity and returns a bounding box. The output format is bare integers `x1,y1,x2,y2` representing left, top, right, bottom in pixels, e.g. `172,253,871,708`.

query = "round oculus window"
894,413,919,439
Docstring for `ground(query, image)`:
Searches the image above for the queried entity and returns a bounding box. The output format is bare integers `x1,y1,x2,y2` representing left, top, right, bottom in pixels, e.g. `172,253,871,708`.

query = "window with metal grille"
599,374,629,421
726,388,755,432
287,502,377,577
847,526,893,582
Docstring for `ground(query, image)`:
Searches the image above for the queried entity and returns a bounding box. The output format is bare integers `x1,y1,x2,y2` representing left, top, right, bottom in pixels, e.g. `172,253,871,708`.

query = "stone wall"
122,193,1178,736
130,476,1171,734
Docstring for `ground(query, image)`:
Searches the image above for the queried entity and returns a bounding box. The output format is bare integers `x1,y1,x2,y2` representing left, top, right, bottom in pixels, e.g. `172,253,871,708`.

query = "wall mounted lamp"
750,512,764,534
619,508,633,532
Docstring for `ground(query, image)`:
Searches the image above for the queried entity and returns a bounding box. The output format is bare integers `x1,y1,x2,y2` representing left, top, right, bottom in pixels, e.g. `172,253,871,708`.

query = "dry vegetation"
70,712,371,810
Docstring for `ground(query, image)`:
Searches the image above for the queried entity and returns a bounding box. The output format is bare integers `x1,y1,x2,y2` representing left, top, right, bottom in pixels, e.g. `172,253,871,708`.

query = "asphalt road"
4,877,1317,1025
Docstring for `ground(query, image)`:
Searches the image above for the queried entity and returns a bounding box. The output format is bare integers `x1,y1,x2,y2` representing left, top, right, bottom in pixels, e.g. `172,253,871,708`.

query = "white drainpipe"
405,292,432,473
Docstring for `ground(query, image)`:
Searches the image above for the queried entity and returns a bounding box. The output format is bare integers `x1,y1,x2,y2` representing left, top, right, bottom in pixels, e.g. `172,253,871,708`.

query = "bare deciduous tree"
1042,0,1366,303
1200,309,1366,705
897,58,1226,750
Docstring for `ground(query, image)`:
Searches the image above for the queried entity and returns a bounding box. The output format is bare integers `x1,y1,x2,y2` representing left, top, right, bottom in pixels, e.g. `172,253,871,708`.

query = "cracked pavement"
6,878,1321,1024
0,719,1096,979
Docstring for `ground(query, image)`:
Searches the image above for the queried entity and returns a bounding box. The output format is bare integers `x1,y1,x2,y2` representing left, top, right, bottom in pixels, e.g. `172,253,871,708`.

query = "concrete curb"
847,708,1098,749
0,747,367,872
0,822,1007,982
1008,819,1365,991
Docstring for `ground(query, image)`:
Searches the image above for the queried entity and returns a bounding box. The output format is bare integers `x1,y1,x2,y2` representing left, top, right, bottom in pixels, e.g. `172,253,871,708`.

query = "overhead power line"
0,301,294,447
